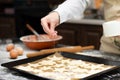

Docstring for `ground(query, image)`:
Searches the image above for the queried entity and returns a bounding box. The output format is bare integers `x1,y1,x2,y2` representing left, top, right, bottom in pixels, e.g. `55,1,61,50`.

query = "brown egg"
10,49,18,59
6,43,15,51
15,47,24,56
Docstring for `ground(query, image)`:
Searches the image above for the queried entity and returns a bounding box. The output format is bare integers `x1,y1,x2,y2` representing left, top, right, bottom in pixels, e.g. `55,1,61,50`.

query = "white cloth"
54,0,91,23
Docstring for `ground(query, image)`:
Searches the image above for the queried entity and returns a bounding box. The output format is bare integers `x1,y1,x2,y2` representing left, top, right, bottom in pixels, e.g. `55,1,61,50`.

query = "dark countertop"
0,39,120,80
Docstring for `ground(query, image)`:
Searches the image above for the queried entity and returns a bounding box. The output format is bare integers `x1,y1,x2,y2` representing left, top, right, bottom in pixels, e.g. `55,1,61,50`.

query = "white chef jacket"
54,0,91,23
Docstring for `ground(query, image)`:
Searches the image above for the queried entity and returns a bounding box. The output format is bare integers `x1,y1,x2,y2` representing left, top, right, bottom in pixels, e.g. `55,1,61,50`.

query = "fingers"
41,18,51,34
41,11,60,38
41,18,57,38
49,22,58,37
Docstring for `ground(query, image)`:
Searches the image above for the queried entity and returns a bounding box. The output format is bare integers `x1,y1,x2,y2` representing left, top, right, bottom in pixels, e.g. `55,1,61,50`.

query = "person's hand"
41,11,60,38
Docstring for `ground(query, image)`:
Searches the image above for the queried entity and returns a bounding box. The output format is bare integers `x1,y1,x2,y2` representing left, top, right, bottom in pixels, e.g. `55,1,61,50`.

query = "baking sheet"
1,52,119,80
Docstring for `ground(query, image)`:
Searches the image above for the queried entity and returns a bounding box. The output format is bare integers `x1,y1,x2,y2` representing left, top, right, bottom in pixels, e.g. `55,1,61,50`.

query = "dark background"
14,0,52,38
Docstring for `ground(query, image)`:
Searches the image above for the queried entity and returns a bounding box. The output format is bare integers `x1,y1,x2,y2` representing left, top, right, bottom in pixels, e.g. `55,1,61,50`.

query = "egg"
10,49,18,59
15,47,24,56
6,43,15,51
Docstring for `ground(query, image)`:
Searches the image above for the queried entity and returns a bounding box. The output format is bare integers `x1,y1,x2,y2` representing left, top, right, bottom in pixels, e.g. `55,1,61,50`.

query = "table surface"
0,39,38,80
0,39,120,80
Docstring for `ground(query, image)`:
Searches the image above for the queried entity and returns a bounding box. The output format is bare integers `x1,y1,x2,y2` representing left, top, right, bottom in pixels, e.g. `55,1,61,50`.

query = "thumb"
49,23,58,37
50,22,57,33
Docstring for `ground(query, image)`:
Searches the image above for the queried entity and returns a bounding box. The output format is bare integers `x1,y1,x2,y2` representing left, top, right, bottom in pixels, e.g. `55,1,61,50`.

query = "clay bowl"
20,34,62,50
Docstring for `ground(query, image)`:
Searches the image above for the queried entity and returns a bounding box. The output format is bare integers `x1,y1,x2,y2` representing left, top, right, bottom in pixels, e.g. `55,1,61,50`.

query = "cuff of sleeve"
54,9,69,24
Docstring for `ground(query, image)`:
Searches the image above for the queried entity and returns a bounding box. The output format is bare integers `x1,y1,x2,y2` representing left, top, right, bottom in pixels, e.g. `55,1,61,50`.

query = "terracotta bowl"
20,34,62,50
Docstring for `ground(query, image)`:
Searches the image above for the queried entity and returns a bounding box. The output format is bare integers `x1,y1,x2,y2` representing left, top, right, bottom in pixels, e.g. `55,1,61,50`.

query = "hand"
41,11,60,38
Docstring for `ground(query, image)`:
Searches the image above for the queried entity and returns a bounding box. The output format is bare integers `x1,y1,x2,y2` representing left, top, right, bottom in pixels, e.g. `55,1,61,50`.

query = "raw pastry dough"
15,52,114,80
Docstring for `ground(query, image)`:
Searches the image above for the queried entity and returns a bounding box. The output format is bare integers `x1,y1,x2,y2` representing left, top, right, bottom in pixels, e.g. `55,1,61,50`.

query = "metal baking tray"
1,52,120,80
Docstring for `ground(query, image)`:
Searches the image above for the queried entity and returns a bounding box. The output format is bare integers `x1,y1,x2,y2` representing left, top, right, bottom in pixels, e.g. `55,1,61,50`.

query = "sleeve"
54,0,91,23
